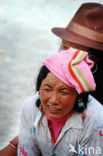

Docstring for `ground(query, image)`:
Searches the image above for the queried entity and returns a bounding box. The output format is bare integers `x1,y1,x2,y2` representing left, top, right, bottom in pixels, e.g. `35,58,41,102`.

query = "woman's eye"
44,88,51,92
61,91,69,95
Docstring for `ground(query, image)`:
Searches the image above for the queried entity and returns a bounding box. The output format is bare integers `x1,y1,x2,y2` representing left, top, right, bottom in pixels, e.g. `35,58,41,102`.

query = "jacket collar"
34,110,83,130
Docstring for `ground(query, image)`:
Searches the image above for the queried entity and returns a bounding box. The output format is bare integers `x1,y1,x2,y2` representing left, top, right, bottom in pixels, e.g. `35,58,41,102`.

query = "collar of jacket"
34,110,83,131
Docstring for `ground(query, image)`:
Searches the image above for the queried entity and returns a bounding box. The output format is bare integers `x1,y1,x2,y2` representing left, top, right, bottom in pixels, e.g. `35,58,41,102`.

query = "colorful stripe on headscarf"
68,50,93,93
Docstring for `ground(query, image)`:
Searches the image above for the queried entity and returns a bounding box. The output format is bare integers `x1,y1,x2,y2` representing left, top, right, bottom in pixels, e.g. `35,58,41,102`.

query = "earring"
77,99,84,108
78,101,84,108
38,95,41,100
38,95,43,112
39,105,43,112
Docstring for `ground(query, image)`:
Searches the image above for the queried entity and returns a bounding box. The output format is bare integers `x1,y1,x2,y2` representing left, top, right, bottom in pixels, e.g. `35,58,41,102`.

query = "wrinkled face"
39,72,77,119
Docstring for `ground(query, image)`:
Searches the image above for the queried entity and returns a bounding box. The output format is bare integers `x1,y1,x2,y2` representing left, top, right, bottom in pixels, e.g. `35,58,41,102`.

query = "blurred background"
0,0,103,149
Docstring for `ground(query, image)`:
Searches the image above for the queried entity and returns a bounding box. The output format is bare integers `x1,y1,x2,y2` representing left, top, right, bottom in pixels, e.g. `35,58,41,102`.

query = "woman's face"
39,72,77,119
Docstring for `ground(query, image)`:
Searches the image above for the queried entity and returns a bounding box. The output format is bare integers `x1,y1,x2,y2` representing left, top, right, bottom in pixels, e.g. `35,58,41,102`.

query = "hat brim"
52,27,103,51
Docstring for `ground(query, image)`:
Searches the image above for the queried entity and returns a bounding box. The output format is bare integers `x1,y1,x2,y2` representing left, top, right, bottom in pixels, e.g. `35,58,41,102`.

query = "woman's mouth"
47,104,61,113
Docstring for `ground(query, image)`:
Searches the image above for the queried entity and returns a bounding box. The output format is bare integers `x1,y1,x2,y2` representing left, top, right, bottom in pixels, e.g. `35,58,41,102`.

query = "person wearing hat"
17,48,103,155
52,2,103,104
1,3,103,155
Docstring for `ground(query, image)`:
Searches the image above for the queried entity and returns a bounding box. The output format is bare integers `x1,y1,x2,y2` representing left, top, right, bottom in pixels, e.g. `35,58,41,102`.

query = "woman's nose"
49,93,59,104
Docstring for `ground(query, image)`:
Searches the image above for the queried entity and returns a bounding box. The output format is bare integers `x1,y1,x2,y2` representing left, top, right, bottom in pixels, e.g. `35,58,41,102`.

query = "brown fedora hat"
51,2,103,51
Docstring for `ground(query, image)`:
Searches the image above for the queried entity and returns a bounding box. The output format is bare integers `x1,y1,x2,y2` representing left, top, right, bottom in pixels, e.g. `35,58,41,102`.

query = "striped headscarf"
44,48,96,94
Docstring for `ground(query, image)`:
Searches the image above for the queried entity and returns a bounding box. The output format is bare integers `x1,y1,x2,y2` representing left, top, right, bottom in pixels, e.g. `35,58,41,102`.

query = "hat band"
67,22,103,43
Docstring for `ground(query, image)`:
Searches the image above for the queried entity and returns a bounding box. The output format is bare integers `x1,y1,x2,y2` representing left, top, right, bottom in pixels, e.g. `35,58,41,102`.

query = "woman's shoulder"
86,95,103,116
78,96,103,150
84,95,103,127
21,92,39,118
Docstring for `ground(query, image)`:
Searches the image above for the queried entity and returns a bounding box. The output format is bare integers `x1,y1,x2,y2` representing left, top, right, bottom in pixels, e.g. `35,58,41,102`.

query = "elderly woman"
1,3,103,155
17,48,103,156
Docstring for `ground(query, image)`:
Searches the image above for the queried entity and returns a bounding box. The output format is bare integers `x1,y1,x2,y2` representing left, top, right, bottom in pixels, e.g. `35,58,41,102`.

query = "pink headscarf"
43,48,96,94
